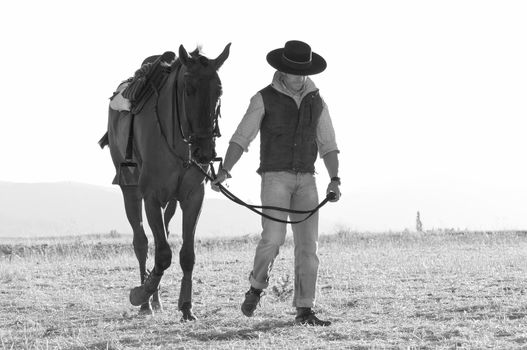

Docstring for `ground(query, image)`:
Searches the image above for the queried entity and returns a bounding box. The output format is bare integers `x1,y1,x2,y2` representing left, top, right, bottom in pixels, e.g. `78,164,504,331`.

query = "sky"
0,1,526,231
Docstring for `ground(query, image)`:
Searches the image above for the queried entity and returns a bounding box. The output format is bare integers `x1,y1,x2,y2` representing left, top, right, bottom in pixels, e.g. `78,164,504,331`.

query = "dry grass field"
1,230,526,349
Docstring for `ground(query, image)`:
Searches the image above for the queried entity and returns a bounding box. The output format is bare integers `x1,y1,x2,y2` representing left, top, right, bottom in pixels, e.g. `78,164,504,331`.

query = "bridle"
172,61,221,167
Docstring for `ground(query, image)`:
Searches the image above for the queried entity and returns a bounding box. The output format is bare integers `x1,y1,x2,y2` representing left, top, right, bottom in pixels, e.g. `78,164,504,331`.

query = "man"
212,40,341,326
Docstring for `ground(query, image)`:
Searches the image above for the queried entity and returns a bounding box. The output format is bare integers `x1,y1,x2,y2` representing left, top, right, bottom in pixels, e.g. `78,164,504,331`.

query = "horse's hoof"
138,303,153,315
181,309,197,321
130,286,152,306
151,300,163,313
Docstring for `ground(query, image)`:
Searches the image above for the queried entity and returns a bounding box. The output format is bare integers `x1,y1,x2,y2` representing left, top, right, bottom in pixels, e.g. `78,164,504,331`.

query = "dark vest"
258,85,323,174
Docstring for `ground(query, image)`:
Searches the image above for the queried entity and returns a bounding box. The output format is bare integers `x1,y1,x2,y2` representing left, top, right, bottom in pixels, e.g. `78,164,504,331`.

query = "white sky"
1,1,526,231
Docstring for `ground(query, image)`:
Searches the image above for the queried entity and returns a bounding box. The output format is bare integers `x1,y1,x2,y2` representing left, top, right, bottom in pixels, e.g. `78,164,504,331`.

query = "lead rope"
192,158,335,224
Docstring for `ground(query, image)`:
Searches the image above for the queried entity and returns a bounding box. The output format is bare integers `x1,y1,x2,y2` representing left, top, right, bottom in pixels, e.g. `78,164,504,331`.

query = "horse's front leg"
164,200,178,237
178,185,204,321
151,199,178,312
129,195,172,307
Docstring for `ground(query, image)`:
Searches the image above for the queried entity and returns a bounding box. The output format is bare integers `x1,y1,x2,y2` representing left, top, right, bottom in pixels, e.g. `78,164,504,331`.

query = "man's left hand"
211,168,231,192
326,181,341,202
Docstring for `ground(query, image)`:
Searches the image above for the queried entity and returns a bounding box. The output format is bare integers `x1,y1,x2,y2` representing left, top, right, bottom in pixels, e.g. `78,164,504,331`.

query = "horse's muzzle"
193,146,216,164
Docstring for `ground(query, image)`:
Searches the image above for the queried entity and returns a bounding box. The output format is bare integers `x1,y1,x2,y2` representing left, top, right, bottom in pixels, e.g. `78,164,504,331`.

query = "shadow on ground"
76,319,294,349
185,320,293,341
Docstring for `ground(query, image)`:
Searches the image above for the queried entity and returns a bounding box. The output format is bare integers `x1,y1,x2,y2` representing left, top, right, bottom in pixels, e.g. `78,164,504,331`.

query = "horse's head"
178,43,231,164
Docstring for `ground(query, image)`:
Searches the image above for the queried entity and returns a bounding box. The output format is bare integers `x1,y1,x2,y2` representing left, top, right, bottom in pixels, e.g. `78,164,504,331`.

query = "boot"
294,308,331,326
241,286,263,317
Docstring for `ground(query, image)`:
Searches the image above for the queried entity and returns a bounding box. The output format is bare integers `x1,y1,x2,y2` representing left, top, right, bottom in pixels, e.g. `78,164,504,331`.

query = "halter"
172,62,222,167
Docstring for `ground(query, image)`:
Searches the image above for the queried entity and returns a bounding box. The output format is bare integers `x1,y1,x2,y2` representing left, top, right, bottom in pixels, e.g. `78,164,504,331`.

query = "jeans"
249,171,320,308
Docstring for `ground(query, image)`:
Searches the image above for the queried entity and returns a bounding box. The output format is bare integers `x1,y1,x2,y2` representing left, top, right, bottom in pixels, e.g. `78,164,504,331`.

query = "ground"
0,230,526,349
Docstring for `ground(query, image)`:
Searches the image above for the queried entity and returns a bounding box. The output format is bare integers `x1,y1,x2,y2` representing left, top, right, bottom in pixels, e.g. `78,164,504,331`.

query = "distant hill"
0,181,353,238
0,181,261,238
0,181,525,238
0,182,126,237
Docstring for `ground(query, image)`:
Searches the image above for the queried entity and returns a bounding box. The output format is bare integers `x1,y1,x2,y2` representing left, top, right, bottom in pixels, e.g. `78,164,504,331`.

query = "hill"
0,182,260,238
0,180,525,238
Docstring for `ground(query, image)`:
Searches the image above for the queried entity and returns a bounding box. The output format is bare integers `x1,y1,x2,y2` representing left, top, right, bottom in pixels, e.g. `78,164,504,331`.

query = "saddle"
123,51,175,115
100,51,176,186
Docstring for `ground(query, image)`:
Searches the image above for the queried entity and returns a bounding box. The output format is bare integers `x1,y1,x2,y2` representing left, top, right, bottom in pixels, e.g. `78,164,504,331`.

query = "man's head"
282,73,307,92
266,40,326,76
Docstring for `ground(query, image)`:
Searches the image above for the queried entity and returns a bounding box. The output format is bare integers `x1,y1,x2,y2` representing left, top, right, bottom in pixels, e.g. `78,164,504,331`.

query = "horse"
105,43,230,320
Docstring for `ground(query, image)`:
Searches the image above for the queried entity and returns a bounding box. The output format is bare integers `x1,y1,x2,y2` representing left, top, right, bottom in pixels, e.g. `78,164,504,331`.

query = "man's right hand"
211,168,231,192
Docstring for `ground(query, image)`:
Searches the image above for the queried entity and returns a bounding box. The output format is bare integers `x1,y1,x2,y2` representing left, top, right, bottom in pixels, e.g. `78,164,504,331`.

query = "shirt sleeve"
316,99,340,158
229,93,265,152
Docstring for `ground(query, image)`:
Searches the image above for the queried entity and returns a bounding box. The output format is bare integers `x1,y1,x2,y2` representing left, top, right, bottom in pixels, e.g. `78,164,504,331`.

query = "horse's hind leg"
121,185,152,315
179,185,204,321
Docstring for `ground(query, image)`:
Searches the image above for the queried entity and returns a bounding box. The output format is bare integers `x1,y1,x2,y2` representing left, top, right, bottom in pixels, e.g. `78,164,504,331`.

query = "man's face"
283,73,306,91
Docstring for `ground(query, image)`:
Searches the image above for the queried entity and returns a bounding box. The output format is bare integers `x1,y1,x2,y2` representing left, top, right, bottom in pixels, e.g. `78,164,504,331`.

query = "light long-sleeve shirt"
230,71,339,158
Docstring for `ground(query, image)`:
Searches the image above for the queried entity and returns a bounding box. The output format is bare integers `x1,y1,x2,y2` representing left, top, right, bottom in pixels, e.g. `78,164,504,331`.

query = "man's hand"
211,168,231,192
322,151,340,202
326,181,341,202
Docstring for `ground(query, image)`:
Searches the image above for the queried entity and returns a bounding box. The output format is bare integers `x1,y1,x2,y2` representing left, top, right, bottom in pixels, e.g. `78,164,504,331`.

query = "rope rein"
192,158,335,224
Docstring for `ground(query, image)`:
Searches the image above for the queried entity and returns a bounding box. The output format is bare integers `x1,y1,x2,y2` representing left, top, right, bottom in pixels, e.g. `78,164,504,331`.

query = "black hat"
266,40,327,75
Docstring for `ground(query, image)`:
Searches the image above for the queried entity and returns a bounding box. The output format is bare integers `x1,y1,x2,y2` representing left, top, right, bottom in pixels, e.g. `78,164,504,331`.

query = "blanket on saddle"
109,80,132,112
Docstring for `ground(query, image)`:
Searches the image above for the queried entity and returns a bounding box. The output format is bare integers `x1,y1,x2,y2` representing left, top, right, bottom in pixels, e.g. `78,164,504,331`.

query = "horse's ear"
179,45,190,66
214,43,231,70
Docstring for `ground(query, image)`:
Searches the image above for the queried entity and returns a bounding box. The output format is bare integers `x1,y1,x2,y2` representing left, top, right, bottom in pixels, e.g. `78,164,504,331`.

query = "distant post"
416,211,423,232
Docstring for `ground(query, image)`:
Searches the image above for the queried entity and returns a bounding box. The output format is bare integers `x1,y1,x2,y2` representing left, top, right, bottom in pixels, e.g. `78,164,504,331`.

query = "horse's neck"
157,63,190,155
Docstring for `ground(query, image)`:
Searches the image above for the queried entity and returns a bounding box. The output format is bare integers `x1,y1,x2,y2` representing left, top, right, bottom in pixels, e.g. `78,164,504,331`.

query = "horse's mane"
188,45,211,66
189,45,203,57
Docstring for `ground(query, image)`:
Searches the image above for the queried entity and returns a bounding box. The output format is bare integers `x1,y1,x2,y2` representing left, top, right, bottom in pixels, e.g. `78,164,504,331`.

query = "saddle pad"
109,81,132,112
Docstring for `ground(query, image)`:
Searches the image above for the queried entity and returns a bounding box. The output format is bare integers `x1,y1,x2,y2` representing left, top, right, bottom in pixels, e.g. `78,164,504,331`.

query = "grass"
0,230,526,349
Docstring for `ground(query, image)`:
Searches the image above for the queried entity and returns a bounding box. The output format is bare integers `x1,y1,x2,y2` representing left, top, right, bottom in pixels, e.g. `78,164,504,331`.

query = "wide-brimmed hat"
266,40,327,75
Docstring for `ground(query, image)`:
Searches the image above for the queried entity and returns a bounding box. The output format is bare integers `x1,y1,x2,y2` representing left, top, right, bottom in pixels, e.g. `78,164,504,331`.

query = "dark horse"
105,43,230,320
